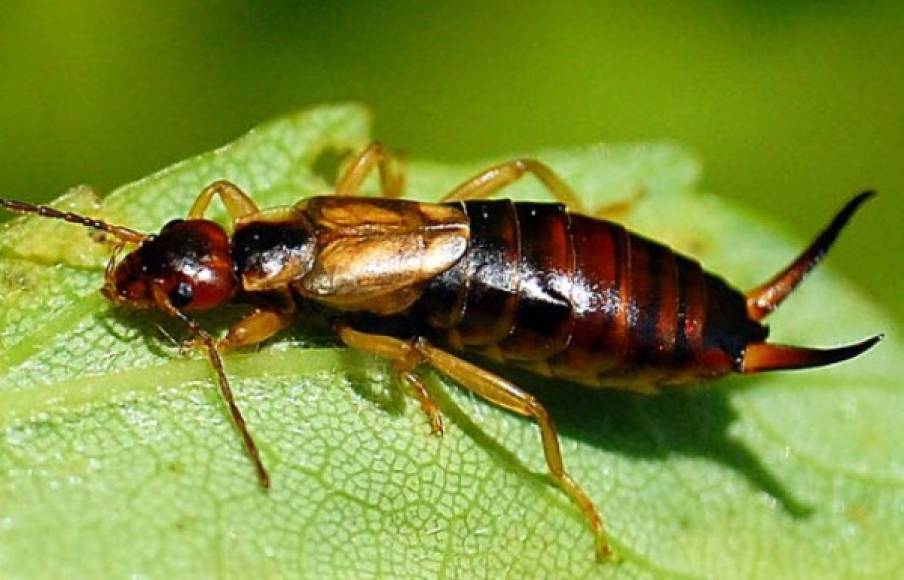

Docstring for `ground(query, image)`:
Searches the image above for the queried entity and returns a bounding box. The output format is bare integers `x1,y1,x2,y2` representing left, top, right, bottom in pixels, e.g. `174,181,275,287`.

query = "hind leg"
441,159,585,210
336,323,444,435
440,158,639,219
335,323,613,560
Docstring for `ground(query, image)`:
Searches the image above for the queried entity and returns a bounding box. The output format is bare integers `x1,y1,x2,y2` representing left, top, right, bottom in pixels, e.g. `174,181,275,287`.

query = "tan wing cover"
298,197,469,312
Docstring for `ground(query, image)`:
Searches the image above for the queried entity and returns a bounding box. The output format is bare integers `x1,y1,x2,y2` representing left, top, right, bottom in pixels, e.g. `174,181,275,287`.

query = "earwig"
0,143,881,560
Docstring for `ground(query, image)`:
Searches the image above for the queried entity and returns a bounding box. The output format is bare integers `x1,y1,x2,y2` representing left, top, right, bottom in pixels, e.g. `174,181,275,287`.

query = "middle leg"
334,142,406,198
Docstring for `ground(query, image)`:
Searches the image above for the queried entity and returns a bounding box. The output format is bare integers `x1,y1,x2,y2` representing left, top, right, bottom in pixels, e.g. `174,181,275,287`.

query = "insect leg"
440,159,586,212
207,309,294,351
441,159,642,219
396,370,445,435
334,142,406,198
592,189,644,221
188,180,261,223
220,292,296,351
336,324,611,559
151,284,270,489
336,324,444,435
100,242,128,304
180,292,295,353
232,206,308,230
414,340,613,560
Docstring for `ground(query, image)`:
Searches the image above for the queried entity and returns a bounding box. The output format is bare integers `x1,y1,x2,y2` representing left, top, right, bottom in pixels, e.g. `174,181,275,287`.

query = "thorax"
231,196,471,315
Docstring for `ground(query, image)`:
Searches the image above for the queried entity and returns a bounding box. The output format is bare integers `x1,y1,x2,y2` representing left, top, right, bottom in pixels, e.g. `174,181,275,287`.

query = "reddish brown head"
103,219,237,311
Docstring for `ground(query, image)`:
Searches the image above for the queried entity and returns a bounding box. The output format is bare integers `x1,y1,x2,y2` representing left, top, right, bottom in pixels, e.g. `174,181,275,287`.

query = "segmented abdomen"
415,200,767,389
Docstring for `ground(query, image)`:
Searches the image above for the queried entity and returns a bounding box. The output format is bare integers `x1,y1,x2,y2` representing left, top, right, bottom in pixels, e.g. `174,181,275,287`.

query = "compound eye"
170,281,194,308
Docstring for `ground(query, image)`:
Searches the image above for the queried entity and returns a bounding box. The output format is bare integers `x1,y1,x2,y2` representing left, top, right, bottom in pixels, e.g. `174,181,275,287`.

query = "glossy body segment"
232,219,315,291
547,214,626,380
498,202,575,362
414,201,766,390
451,200,520,346
669,255,708,382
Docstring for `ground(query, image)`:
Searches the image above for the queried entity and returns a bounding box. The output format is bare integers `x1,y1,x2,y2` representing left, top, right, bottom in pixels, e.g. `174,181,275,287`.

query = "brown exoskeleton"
0,143,880,559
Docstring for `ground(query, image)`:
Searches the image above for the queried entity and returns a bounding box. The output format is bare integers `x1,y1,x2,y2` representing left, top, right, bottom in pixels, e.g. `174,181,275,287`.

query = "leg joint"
525,395,548,422
206,179,237,192
391,345,423,374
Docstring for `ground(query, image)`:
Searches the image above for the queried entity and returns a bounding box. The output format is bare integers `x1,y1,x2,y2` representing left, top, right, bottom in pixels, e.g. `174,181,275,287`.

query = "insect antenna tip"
0,197,148,243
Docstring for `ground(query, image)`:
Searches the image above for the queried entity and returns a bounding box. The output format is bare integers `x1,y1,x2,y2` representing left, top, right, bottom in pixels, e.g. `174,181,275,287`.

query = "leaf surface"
0,105,900,579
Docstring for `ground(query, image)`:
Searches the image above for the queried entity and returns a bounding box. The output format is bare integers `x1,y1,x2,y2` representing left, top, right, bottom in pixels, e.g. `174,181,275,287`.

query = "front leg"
151,284,270,489
218,308,295,351
181,293,295,353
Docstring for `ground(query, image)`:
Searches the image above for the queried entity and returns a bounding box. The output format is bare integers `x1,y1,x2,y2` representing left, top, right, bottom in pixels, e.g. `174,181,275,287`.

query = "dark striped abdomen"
414,200,767,390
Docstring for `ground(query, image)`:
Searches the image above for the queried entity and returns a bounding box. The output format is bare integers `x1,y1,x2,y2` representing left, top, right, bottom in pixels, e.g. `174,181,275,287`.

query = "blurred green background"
0,1,900,322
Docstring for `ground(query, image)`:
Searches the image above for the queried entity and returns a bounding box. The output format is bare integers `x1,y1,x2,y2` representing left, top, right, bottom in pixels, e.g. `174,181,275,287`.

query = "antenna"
0,198,148,243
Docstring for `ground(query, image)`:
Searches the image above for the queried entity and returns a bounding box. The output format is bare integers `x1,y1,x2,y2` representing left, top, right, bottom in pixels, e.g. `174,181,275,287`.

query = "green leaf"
0,104,900,579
